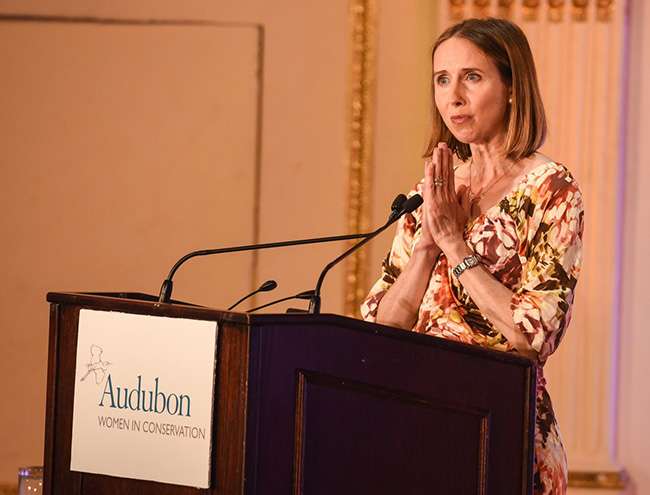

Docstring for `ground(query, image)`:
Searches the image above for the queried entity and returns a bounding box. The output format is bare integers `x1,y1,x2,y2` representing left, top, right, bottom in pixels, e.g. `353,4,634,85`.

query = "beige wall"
367,1,439,277
0,1,351,483
1,0,649,492
563,5,650,493
564,0,650,492
617,0,650,492
0,19,261,483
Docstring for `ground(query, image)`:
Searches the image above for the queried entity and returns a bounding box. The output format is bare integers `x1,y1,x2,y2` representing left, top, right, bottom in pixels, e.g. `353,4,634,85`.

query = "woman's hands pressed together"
374,141,539,359
422,142,470,255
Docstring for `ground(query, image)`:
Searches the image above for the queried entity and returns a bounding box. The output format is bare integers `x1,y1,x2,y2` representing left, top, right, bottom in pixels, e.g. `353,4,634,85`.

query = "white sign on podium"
70,309,217,488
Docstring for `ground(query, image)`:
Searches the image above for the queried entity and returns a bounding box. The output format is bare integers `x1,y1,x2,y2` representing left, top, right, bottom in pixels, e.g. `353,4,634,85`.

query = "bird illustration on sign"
80,344,112,384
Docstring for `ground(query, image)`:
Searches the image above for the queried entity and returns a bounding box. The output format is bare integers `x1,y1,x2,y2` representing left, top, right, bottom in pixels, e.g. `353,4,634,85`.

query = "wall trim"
344,0,377,317
0,13,259,28
568,469,629,489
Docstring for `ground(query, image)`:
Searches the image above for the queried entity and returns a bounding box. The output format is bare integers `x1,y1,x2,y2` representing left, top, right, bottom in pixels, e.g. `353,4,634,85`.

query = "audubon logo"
79,345,192,417
99,374,192,418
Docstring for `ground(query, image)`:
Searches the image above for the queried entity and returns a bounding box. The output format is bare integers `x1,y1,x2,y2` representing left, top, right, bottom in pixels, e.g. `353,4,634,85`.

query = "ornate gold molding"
596,0,615,21
344,0,376,317
568,469,629,489
450,0,468,20
498,0,516,19
448,0,616,22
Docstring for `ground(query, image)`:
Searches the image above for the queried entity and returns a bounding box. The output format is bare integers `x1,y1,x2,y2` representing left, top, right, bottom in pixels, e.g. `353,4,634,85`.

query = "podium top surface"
46,291,535,370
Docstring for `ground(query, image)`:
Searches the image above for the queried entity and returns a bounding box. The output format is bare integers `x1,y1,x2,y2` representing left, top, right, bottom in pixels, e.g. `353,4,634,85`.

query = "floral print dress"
361,161,584,495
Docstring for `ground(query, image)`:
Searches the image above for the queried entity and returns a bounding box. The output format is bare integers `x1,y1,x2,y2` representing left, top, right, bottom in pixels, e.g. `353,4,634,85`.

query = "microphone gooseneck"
157,232,374,304
246,290,315,313
156,192,420,309
308,194,423,314
228,279,277,311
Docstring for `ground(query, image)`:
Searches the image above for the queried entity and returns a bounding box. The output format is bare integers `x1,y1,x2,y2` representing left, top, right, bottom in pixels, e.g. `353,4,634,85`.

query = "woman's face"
433,36,511,148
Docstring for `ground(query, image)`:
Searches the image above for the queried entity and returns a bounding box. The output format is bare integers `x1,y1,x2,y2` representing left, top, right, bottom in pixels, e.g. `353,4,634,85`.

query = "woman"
361,18,583,495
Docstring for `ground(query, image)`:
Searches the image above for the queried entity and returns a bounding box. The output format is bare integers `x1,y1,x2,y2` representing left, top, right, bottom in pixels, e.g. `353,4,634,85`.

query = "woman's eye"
467,73,481,81
436,76,449,85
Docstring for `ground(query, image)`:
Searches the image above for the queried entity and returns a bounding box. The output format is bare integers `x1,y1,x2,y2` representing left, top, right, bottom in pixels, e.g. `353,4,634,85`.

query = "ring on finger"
434,177,443,187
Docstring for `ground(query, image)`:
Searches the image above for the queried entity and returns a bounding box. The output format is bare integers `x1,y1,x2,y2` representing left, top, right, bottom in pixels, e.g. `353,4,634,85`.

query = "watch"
452,254,482,278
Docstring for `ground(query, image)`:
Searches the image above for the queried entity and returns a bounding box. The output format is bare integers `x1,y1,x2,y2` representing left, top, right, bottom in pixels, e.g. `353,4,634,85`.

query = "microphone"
228,279,277,311
158,232,375,304
246,290,315,313
308,194,423,314
390,194,407,220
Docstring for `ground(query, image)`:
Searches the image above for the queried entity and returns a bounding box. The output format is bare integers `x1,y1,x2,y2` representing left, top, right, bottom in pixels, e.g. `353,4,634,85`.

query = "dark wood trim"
292,372,307,495
46,292,249,324
212,319,251,494
521,365,537,494
477,412,490,495
42,303,61,495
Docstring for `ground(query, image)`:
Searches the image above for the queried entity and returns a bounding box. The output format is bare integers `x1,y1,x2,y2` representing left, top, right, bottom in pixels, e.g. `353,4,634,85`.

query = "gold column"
344,0,376,317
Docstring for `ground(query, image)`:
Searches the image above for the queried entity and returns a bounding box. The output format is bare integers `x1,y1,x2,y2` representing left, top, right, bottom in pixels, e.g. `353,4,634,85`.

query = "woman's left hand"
423,142,469,252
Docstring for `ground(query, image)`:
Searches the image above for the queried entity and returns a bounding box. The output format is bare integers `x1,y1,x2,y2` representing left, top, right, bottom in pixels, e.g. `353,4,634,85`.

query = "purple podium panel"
245,316,535,495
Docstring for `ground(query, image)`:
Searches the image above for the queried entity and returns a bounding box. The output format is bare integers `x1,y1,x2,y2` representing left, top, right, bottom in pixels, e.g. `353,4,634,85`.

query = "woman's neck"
468,142,516,183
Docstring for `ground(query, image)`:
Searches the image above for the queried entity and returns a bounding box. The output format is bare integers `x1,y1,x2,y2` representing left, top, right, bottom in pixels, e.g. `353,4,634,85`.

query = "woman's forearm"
442,240,538,359
375,241,441,330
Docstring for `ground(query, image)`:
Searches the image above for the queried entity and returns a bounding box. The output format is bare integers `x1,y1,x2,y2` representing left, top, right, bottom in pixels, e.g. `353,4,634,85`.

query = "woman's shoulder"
521,154,582,197
513,157,583,227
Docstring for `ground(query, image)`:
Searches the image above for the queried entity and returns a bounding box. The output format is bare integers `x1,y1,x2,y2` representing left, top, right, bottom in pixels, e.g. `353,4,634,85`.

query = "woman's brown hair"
424,17,547,162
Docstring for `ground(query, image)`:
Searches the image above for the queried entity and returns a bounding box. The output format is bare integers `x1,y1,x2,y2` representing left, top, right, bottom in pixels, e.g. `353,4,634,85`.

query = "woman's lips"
450,115,471,124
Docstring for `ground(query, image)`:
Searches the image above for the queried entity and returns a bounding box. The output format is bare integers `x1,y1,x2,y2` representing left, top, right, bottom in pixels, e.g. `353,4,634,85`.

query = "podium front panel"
245,315,535,495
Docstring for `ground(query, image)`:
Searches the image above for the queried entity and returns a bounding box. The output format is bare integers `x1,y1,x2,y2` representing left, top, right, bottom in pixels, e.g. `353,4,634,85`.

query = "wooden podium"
44,292,536,494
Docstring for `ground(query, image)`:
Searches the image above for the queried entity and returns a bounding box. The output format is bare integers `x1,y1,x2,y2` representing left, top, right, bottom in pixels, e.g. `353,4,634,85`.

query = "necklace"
468,159,519,214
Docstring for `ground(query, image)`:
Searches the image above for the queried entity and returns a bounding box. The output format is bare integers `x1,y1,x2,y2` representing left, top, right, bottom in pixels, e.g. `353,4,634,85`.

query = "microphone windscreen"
402,194,423,213
391,194,407,213
260,280,278,292
296,290,316,299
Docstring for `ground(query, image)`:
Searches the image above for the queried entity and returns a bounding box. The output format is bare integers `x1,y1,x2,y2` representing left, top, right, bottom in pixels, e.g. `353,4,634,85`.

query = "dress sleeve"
360,189,422,322
510,175,584,363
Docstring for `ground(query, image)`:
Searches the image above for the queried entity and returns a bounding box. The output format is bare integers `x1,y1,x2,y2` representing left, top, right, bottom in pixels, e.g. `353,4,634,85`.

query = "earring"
508,97,513,104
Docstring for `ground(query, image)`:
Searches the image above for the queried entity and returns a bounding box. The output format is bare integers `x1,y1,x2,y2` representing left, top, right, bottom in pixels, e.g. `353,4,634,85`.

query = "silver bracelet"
452,254,482,278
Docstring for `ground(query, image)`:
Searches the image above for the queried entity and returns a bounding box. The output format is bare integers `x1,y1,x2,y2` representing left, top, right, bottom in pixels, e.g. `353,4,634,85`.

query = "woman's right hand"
422,143,469,254
418,198,438,250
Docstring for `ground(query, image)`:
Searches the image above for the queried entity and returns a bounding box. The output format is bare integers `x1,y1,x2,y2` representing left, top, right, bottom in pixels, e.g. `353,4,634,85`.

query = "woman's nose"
449,81,465,106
